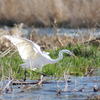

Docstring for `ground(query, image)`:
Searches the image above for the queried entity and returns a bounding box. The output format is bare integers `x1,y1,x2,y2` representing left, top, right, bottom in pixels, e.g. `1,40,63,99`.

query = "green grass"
43,43,100,76
0,43,100,80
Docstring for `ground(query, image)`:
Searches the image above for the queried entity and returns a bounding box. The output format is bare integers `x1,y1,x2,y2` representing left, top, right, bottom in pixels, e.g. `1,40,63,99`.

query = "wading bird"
4,35,78,81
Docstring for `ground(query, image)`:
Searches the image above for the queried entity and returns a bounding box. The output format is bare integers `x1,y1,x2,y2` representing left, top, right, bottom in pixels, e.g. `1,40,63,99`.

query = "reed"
0,0,100,27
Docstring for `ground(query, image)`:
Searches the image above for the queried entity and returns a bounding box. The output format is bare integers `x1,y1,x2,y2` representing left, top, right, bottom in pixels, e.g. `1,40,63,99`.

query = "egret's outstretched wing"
4,35,42,61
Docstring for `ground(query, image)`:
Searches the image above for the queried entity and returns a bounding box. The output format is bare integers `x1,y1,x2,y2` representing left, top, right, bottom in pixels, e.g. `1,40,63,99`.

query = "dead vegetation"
0,24,72,52
0,23,100,54
0,0,100,27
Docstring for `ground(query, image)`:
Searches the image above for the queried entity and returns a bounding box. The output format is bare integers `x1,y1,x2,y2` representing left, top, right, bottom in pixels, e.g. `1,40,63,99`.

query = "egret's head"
65,50,78,59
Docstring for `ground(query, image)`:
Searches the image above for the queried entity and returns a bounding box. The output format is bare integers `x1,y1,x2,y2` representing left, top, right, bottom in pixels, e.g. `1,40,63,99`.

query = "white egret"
4,35,78,81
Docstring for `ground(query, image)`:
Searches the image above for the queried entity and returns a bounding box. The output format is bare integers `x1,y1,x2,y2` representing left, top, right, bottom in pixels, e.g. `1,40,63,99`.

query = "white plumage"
4,35,78,71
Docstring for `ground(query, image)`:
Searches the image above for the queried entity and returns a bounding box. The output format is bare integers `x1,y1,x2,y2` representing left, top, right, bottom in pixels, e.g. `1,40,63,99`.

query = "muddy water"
0,76,100,100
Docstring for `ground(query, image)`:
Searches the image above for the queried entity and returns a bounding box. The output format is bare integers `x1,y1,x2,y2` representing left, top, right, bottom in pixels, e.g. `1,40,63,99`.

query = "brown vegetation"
0,23,100,54
0,0,100,27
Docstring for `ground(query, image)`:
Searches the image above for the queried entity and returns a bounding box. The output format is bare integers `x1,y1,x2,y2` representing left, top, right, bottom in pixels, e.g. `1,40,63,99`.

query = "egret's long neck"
50,50,66,64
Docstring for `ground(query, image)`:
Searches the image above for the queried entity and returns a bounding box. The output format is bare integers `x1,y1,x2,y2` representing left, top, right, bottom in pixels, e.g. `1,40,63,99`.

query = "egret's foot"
37,82,41,87
38,82,43,87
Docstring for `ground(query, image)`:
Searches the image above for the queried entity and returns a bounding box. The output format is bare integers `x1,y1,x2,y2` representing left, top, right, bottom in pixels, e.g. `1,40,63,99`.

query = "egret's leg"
38,75,43,87
24,67,26,81
37,67,43,86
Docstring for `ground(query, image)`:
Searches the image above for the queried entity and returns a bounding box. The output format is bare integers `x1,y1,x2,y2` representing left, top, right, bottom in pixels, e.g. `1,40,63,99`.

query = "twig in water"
57,85,61,96
63,82,68,92
74,78,77,91
63,72,68,92
20,76,49,92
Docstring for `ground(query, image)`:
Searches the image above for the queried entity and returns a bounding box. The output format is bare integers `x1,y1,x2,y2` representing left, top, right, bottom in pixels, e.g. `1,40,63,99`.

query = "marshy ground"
0,24,100,99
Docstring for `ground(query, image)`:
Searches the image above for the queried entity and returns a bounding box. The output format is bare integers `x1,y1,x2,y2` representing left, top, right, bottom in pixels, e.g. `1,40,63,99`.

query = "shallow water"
0,76,100,100
2,26,100,37
34,28,100,36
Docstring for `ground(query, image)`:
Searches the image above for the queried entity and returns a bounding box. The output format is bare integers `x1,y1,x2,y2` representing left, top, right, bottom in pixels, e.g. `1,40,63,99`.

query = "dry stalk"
57,84,61,96
0,47,11,57
1,79,14,93
56,35,63,47
63,72,69,92
74,78,77,91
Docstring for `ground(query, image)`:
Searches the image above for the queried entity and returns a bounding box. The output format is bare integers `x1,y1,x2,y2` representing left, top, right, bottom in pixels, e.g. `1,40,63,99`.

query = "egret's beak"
72,54,78,59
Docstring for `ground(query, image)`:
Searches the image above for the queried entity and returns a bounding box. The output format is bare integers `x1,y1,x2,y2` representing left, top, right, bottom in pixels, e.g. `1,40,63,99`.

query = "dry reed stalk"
57,85,61,96
74,78,77,91
1,79,14,93
56,35,63,47
0,47,11,57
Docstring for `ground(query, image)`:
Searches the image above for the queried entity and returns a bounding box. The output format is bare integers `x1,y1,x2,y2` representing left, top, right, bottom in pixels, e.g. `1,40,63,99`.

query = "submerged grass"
0,43,100,80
